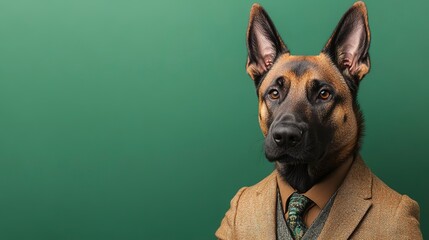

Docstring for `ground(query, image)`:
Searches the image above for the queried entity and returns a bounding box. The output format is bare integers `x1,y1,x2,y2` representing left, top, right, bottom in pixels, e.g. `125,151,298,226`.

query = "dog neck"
275,154,355,193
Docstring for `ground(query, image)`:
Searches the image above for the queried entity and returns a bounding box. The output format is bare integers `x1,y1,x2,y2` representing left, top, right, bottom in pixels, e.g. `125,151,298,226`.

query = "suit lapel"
318,156,373,239
245,156,373,240
318,195,371,239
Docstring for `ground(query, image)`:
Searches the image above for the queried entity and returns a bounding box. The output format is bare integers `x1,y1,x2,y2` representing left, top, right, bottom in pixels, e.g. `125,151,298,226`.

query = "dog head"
246,2,370,192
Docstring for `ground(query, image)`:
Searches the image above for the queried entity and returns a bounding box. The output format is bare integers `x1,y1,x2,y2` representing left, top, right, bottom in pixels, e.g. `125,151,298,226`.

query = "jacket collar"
251,155,372,240
318,155,373,239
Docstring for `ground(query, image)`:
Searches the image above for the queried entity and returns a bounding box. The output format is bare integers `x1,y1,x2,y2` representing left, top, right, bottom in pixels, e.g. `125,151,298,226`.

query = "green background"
0,0,427,239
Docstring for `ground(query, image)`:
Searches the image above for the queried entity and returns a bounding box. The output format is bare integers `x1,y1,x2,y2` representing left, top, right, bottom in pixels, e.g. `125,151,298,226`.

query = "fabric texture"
276,191,293,240
215,156,422,240
286,193,313,239
276,156,353,227
276,190,337,240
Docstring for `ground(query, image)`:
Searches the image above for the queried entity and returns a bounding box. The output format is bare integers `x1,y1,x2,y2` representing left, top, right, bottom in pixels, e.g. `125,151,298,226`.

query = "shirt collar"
277,156,354,211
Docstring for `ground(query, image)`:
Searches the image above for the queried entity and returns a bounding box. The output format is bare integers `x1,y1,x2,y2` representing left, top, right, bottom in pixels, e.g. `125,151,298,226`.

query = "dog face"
246,2,370,192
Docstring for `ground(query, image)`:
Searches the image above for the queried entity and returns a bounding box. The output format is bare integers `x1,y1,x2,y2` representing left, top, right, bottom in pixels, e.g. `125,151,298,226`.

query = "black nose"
272,126,303,147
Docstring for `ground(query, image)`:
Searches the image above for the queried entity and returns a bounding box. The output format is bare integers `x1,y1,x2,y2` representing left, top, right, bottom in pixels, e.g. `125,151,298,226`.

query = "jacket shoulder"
371,173,419,209
215,171,278,240
228,170,277,209
366,173,422,239
371,174,402,205
242,170,277,195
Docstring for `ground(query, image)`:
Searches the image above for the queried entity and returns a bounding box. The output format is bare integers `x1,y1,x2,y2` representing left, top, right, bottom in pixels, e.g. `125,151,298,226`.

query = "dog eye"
268,89,280,99
318,90,331,100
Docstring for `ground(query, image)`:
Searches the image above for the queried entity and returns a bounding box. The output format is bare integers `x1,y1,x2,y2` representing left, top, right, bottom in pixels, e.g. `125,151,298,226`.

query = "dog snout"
272,125,303,148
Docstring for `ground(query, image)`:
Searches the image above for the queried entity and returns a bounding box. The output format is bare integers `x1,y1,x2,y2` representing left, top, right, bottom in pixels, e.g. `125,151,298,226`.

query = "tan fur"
256,53,358,163
216,2,422,239
258,100,269,136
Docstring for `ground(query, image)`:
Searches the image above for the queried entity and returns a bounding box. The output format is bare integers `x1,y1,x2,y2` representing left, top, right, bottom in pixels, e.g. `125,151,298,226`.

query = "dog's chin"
276,162,317,193
267,151,327,193
265,152,316,165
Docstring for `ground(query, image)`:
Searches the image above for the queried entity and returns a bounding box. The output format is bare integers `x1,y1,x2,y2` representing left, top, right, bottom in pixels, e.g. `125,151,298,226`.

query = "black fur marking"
276,77,284,87
322,101,337,124
322,93,344,125
248,3,370,194
352,102,365,154
286,61,314,77
277,164,317,193
343,75,360,98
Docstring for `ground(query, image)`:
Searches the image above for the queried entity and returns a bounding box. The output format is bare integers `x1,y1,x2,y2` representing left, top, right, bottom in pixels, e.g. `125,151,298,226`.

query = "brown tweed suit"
215,156,422,239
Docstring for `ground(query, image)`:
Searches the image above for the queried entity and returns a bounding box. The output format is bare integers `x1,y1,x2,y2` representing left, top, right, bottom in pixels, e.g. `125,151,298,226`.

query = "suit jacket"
215,156,422,239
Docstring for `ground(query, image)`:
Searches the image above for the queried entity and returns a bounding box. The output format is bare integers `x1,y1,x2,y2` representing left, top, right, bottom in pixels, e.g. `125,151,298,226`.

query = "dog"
216,2,422,239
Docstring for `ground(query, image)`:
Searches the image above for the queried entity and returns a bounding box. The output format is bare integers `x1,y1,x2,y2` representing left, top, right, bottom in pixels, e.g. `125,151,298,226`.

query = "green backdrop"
0,0,427,239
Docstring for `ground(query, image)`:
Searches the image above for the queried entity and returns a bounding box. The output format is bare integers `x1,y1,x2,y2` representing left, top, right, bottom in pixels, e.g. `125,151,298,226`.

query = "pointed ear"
246,4,288,85
322,1,370,83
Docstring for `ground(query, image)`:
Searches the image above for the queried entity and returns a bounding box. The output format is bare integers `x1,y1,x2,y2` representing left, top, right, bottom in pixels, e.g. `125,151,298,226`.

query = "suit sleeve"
389,195,422,239
215,187,247,240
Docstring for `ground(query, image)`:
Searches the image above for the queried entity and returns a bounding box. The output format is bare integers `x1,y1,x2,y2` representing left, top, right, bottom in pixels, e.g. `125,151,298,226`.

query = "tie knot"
287,192,313,218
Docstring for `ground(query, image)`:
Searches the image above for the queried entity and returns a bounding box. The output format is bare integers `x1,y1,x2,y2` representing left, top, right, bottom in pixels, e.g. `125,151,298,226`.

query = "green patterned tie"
286,192,313,240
